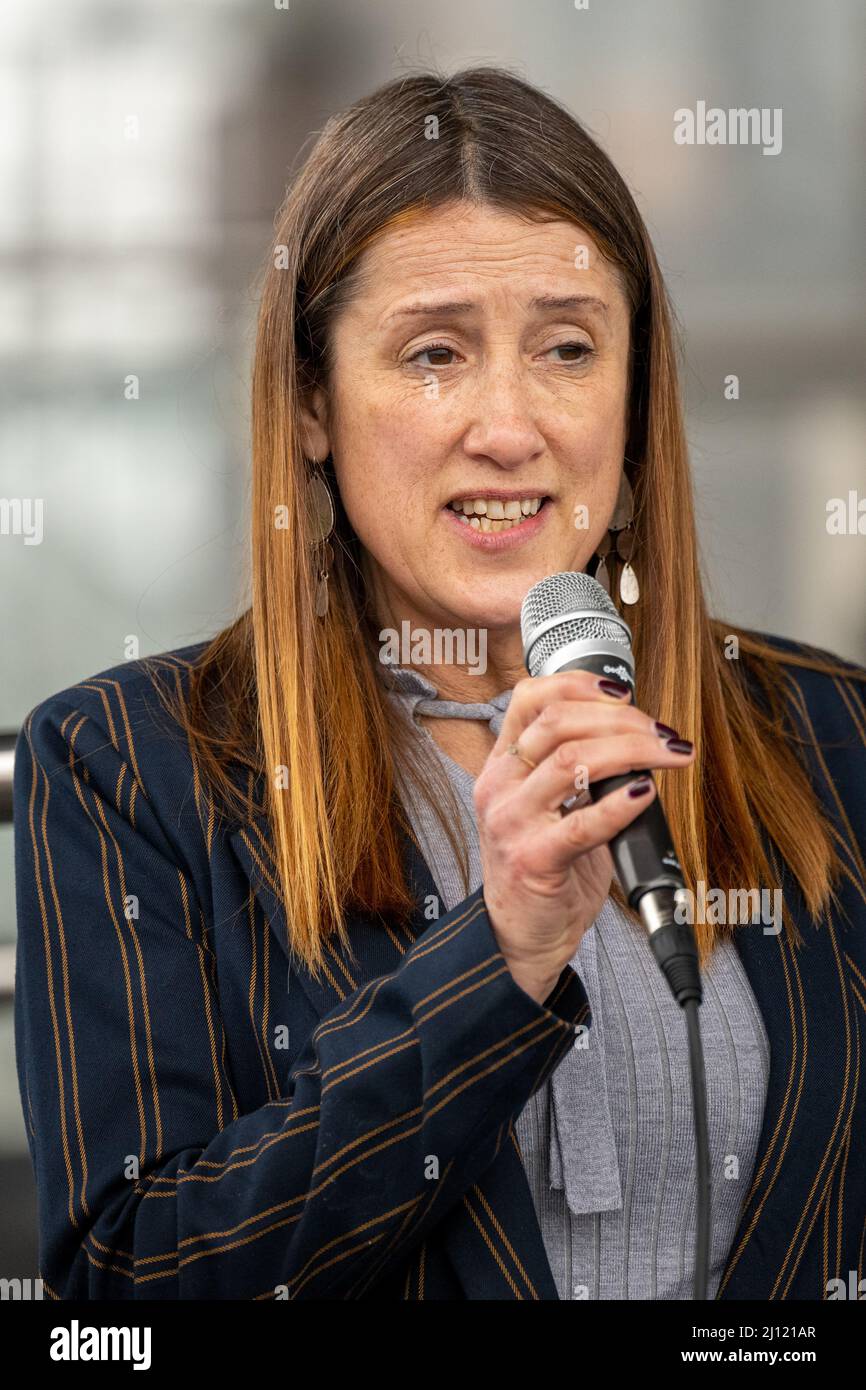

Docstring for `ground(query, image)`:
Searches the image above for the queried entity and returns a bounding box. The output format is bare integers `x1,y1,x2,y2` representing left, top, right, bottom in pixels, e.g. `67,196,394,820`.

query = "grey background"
1,0,864,1278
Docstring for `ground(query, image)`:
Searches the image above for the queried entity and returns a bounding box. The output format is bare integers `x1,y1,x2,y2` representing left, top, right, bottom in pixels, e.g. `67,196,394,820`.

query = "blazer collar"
228,805,857,1301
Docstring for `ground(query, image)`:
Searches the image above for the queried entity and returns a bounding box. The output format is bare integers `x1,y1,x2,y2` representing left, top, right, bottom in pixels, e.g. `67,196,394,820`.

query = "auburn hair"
146,65,862,976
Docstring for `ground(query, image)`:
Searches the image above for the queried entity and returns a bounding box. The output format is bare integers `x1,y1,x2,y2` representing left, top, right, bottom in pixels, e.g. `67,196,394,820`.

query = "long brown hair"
147,65,863,975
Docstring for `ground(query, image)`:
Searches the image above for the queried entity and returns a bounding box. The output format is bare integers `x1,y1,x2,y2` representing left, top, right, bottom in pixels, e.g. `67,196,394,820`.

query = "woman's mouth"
441,493,552,549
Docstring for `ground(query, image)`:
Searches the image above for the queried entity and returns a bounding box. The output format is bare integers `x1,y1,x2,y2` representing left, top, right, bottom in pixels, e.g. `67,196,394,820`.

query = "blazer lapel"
228,806,563,1299
228,807,425,1017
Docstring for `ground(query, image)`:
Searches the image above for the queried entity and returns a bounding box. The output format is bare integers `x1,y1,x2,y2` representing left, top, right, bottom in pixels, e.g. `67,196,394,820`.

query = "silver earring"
306,455,335,618
595,466,639,606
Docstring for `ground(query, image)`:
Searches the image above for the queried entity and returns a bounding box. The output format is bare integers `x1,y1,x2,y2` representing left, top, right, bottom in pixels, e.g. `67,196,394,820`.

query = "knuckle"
559,669,596,696
605,733,649,772
536,699,564,729
554,739,581,771
483,796,513,839
631,707,655,730
611,705,645,732
564,808,591,849
626,733,651,765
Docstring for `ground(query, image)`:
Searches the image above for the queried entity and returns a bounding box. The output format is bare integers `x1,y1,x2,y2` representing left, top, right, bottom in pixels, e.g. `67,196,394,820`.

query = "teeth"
448,495,546,534
449,494,544,521
461,514,528,528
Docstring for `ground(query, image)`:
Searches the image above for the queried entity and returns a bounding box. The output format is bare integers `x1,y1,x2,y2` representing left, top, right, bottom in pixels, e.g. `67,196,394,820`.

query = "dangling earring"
594,465,640,606
306,454,335,618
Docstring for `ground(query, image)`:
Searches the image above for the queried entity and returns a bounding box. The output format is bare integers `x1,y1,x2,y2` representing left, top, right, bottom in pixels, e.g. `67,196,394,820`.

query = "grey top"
378,659,771,1301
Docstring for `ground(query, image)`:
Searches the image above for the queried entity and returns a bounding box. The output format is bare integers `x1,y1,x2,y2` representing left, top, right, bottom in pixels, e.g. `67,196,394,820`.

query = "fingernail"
627,777,653,798
597,678,631,699
665,737,694,755
653,721,679,739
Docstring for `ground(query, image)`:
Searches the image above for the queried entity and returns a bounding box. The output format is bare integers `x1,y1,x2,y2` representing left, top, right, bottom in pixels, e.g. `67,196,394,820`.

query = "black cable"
684,997,711,1300
645,912,711,1300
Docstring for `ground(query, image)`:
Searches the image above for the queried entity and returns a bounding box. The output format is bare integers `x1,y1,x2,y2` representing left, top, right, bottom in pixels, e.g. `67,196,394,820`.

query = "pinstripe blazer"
12,632,866,1300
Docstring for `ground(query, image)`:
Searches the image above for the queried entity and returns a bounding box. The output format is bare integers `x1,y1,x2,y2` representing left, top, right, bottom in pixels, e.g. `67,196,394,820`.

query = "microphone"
520,570,701,1009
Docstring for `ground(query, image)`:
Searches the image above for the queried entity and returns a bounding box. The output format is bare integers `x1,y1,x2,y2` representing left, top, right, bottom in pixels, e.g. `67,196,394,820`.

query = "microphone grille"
521,571,632,677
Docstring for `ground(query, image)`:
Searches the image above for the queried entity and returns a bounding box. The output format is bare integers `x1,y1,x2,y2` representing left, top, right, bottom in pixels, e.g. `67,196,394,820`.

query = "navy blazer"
12,633,866,1300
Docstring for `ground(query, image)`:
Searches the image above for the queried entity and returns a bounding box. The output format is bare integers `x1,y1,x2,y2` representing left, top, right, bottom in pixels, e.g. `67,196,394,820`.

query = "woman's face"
301,200,632,649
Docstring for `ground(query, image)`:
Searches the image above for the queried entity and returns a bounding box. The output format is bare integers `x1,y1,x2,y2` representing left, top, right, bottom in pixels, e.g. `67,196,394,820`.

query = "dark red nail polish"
627,778,653,798
665,737,694,755
653,721,679,739
598,678,631,699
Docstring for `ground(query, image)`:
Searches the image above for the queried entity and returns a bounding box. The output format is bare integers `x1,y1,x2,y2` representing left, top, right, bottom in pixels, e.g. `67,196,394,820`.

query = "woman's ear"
298,385,331,461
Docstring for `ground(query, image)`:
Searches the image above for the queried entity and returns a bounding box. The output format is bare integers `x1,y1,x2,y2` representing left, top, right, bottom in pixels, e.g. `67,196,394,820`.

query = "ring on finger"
507,740,537,771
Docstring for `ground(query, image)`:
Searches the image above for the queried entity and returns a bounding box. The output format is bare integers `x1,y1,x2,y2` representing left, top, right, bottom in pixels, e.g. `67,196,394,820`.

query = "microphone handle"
589,770,686,906
552,648,685,902
554,650,701,1006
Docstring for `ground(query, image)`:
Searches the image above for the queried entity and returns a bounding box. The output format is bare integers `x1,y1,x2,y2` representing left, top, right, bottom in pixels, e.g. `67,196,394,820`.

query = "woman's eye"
549,341,594,364
406,342,458,368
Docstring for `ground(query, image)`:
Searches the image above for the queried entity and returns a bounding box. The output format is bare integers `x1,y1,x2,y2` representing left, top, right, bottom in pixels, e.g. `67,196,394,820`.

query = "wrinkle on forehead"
338,204,628,327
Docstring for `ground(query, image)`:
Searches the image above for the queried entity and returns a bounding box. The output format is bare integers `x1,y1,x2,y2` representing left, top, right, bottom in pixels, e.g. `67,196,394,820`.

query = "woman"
14,66,866,1302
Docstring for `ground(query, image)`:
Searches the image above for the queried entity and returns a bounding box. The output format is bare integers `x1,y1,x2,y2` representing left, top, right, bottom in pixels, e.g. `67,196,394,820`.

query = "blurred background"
1,0,864,1280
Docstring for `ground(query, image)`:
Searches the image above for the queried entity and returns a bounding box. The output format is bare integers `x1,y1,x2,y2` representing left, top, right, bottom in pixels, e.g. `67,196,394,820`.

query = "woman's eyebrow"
381,293,610,326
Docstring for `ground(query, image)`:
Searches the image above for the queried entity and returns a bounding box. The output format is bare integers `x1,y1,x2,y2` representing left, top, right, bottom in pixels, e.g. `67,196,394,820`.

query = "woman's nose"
461,360,546,467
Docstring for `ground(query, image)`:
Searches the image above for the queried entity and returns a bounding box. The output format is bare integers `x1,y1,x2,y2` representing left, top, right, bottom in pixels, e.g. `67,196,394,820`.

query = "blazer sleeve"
13,692,588,1300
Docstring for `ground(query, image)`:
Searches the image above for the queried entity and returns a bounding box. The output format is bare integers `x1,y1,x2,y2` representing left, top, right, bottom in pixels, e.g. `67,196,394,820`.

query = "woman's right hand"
473,670,696,1005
